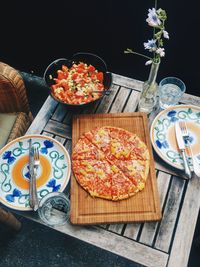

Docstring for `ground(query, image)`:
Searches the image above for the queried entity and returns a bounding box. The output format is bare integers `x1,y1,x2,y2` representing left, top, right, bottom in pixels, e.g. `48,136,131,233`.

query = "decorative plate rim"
150,104,200,170
0,134,71,211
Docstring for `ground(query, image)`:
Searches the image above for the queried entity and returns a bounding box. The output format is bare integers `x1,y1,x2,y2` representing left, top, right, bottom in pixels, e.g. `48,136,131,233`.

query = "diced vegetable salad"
50,62,104,104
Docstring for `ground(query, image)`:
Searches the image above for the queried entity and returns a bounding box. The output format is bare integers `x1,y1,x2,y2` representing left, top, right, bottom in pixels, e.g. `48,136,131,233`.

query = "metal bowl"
43,52,112,108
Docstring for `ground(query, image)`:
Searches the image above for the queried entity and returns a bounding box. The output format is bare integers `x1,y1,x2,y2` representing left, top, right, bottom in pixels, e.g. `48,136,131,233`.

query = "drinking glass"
158,77,186,109
38,192,70,226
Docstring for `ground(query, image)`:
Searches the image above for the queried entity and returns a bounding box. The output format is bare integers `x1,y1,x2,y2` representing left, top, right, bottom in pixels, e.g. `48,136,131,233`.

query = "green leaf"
154,31,162,39
188,108,193,114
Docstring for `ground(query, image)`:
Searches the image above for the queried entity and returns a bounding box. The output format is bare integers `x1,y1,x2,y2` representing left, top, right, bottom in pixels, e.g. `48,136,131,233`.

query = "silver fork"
179,121,200,177
32,147,40,210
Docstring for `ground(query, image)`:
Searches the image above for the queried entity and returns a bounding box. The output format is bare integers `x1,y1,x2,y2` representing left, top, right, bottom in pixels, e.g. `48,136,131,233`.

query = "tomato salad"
51,62,104,105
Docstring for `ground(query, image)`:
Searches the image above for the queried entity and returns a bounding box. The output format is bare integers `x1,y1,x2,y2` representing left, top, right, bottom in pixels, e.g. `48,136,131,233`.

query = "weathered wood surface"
167,174,200,267
139,171,171,246
22,72,200,267
26,96,58,135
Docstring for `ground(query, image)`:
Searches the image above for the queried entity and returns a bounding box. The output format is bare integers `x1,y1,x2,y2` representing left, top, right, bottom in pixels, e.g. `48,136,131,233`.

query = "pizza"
72,126,150,201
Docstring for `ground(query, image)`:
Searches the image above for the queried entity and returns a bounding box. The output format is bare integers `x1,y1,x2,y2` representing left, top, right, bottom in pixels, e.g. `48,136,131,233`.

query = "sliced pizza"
84,126,111,152
108,159,149,190
110,164,138,200
72,136,105,160
72,126,150,201
72,160,112,200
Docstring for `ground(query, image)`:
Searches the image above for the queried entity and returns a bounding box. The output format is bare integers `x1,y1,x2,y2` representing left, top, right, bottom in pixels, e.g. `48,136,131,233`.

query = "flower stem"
124,49,152,60
155,0,157,9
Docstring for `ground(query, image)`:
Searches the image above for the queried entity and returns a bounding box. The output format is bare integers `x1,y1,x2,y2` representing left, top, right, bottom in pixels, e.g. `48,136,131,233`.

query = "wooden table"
20,73,200,267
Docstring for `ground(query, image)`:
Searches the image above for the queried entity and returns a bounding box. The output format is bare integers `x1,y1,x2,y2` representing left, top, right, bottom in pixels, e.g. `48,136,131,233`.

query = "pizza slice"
84,126,111,152
72,136,105,160
72,159,112,200
110,164,138,200
109,159,149,191
123,135,150,161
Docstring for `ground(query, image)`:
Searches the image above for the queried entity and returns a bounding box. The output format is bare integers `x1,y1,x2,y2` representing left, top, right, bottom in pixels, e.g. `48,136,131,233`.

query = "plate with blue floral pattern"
150,105,200,170
0,135,71,211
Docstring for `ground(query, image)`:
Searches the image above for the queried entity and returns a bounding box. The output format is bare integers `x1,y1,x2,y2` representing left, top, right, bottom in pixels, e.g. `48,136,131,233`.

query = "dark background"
0,0,199,96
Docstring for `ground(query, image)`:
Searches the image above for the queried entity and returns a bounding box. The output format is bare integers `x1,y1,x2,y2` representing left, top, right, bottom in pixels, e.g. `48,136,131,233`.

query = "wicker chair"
0,61,33,231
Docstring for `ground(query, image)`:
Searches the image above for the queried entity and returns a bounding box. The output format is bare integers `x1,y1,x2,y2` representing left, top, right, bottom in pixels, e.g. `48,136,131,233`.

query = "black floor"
1,72,200,267
0,215,140,267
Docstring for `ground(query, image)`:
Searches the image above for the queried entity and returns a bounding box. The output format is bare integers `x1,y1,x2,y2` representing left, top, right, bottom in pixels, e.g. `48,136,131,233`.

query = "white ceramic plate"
0,135,71,211
150,105,200,170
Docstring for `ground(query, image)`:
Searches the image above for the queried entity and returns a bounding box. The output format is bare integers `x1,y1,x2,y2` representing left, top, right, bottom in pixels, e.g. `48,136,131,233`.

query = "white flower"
163,30,169,39
145,60,153,65
156,47,165,57
146,8,161,27
144,39,157,51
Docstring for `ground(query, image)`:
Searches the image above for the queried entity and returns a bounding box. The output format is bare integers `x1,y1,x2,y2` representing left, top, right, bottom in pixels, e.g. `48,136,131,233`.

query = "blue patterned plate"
150,105,200,170
0,135,71,211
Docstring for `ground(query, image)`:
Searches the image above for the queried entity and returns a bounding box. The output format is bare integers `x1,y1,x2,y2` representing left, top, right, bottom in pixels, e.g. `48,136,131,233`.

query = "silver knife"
175,122,192,179
28,140,39,211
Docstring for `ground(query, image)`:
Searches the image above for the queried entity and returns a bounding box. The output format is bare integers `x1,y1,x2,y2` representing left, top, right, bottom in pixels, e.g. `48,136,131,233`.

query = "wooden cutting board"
70,112,161,225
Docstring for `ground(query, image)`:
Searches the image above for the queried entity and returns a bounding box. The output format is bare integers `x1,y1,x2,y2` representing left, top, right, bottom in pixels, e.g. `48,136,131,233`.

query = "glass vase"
138,62,160,114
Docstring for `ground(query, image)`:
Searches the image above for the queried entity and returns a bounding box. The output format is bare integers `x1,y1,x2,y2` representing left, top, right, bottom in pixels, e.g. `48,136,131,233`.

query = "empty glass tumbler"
158,77,186,109
38,192,70,226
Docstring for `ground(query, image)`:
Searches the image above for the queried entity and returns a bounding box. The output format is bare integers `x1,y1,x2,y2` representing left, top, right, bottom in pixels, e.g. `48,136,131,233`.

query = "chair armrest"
0,62,32,120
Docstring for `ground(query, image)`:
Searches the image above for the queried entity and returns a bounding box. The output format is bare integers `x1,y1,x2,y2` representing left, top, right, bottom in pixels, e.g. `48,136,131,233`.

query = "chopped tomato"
76,67,85,74
62,65,68,73
57,70,68,80
96,72,104,82
78,63,85,69
87,65,95,72
72,73,78,80
62,83,70,91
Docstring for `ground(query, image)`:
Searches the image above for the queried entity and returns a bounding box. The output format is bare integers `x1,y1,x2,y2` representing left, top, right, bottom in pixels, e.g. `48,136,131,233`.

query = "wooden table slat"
154,176,186,252
64,139,72,156
123,90,140,112
63,110,81,124
123,223,142,240
96,84,120,114
139,171,172,246
42,131,54,137
52,103,68,122
112,73,143,91
109,87,130,113
54,135,66,145
97,224,108,229
108,223,124,234
44,119,72,139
